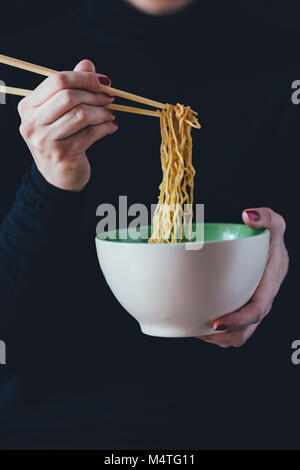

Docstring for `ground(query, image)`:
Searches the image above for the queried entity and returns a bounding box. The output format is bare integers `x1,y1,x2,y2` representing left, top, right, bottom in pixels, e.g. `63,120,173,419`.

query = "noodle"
149,103,201,243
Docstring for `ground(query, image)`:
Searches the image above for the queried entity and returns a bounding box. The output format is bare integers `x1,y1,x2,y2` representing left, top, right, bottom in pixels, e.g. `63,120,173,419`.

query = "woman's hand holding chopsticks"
18,59,118,191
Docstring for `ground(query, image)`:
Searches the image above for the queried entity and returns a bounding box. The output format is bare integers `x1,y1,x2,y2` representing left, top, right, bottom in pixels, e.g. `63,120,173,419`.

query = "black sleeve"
0,163,83,327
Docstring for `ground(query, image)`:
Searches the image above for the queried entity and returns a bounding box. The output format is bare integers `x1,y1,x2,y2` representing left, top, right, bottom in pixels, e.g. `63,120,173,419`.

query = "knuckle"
59,89,75,107
52,144,65,163
30,133,46,152
19,122,32,140
74,104,88,122
51,72,68,90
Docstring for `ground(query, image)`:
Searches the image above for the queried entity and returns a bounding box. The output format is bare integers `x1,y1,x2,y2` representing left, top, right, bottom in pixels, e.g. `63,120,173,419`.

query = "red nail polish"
106,94,114,99
215,324,227,331
245,210,260,222
99,76,111,86
113,120,118,127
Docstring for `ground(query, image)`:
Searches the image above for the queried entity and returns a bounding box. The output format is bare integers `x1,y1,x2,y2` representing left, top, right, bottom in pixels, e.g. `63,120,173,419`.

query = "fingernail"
214,324,227,331
245,210,260,222
106,94,114,99
99,76,111,86
113,120,118,127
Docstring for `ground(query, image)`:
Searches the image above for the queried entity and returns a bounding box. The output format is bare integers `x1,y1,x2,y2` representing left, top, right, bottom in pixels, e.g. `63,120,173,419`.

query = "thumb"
242,207,286,240
73,59,96,73
73,59,111,87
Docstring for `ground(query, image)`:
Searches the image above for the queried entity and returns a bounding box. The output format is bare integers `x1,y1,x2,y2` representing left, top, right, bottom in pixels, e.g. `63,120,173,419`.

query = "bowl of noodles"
95,102,269,337
96,224,269,337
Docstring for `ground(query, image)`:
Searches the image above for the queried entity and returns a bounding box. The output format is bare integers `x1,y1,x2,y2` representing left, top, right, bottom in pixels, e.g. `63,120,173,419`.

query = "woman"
0,0,291,449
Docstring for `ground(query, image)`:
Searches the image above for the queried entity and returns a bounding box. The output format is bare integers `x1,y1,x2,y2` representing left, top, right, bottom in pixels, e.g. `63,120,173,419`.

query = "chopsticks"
0,85,159,118
0,54,166,117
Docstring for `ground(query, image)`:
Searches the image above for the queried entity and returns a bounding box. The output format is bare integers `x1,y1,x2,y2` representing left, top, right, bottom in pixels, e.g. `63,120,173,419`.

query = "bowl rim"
96,223,270,246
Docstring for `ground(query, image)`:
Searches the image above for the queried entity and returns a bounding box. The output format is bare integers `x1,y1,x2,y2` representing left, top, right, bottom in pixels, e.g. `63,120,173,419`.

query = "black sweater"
0,0,299,449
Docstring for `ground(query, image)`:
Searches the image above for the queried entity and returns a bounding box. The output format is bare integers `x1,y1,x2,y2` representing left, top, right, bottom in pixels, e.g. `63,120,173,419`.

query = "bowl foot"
140,323,218,338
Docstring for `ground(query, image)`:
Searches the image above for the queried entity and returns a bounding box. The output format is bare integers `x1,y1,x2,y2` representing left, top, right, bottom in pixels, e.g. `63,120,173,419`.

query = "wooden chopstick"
0,85,30,97
0,55,57,78
0,54,167,110
108,103,158,118
0,85,159,118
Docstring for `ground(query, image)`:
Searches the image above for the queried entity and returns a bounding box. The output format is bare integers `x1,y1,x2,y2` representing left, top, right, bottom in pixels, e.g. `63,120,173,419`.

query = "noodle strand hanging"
149,103,200,243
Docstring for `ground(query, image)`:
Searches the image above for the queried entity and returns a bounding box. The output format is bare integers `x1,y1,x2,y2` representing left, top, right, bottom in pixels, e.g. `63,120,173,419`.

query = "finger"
198,323,258,348
243,206,289,280
73,59,96,73
209,208,288,334
73,59,112,91
242,207,286,242
49,104,115,140
35,89,114,125
28,69,111,107
212,231,288,332
57,121,118,156
34,60,114,124
212,297,269,332
198,330,233,347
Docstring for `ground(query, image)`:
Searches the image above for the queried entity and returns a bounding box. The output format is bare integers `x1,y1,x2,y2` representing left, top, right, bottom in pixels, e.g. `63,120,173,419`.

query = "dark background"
0,0,299,450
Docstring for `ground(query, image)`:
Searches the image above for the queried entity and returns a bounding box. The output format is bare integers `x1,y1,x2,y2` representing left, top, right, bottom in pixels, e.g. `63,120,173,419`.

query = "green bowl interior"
96,223,268,244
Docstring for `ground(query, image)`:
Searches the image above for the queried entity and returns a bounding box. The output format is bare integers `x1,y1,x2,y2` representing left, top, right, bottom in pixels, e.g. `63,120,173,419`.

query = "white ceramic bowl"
95,223,270,337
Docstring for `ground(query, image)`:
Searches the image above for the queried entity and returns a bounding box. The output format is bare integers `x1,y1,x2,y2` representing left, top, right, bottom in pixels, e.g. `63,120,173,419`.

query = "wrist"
30,164,86,201
34,162,90,193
